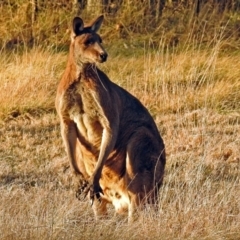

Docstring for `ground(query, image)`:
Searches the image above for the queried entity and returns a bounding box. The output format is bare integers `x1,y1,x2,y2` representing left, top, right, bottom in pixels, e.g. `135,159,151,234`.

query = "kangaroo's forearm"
92,127,117,182
61,121,80,174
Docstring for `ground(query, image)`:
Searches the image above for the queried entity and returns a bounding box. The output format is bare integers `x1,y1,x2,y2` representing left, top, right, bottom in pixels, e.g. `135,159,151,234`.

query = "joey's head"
71,15,108,65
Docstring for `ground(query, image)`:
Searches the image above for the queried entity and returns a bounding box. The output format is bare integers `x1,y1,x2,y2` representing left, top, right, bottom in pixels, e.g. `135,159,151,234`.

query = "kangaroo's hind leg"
124,128,165,222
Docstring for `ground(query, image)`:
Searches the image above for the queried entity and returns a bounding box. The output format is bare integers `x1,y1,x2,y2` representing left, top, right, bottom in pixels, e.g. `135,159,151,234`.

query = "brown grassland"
0,2,240,240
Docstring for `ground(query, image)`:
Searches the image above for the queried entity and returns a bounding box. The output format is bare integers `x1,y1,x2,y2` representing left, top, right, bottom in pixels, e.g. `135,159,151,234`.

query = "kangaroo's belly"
70,111,103,177
72,110,103,147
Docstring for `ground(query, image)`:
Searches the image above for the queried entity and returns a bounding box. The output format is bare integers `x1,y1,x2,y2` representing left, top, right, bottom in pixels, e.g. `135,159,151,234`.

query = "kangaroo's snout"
99,52,108,62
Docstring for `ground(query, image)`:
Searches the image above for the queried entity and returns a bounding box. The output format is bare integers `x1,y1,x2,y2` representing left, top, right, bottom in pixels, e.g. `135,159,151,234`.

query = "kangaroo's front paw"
80,180,103,205
75,177,88,201
89,182,103,203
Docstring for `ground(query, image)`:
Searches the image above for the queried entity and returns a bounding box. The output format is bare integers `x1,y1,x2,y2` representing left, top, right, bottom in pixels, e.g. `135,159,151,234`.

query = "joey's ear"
91,15,104,32
72,17,84,36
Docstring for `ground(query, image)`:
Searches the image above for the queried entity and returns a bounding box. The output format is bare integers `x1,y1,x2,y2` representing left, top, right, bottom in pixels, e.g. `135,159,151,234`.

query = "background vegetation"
0,1,239,239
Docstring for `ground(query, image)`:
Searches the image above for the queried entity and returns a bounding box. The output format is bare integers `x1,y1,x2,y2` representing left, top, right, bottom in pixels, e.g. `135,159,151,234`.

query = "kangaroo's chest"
64,82,104,148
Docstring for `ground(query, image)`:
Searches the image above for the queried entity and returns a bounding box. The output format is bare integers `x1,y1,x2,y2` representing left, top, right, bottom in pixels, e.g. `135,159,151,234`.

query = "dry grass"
0,35,240,239
0,49,65,119
0,111,239,239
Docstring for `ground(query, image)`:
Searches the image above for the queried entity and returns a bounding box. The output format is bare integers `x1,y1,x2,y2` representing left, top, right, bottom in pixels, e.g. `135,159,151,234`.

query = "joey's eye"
99,38,102,44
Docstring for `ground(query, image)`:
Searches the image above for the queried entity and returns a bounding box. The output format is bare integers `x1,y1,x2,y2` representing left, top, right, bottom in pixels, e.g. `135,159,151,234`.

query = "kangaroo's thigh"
125,128,164,202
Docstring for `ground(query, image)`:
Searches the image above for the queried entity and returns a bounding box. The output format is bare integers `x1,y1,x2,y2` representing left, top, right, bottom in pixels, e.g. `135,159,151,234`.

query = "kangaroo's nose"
100,52,108,62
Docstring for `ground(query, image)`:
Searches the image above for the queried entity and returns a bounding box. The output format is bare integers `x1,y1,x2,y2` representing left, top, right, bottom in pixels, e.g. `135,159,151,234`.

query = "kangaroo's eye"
85,39,94,45
99,37,103,44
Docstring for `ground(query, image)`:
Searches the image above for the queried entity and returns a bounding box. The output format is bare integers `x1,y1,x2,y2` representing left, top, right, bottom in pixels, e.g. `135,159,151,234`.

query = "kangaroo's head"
71,15,108,65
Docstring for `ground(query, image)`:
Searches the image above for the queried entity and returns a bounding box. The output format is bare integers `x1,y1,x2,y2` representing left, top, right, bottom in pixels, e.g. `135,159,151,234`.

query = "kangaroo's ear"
72,17,84,36
91,15,104,33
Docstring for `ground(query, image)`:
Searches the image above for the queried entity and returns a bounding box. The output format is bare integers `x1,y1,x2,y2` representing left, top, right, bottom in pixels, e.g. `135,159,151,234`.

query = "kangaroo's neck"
58,44,107,95
65,45,99,83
